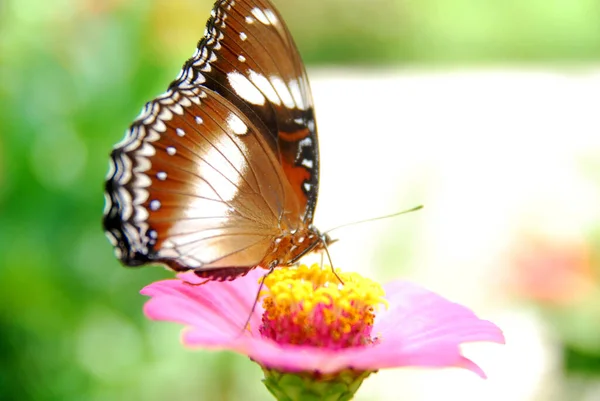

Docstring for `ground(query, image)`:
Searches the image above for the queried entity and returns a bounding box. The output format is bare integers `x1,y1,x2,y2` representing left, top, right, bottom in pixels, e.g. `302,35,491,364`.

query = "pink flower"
141,265,504,399
510,235,595,306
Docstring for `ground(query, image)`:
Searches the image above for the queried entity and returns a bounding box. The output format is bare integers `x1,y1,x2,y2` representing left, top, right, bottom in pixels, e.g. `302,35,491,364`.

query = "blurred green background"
2,0,600,400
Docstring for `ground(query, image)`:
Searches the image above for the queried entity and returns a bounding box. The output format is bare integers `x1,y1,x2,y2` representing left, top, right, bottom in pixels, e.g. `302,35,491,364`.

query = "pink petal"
141,273,504,377
141,269,265,341
183,327,490,376
374,281,505,345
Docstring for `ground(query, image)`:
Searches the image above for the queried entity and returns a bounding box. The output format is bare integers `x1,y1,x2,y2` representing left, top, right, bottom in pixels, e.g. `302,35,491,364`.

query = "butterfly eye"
103,0,326,281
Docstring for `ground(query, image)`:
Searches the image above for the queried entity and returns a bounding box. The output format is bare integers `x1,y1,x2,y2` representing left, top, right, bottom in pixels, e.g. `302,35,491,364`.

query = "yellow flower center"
259,264,387,349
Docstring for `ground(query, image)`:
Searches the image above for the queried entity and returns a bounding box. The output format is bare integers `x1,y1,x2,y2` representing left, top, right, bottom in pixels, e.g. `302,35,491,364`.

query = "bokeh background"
2,0,600,400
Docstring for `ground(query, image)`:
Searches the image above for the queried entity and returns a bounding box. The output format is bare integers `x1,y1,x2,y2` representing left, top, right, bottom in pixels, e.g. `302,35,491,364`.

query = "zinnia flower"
141,264,504,400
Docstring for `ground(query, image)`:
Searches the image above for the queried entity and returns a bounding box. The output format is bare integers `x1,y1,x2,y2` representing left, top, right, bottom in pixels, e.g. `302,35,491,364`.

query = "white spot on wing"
135,173,151,187
288,79,307,110
176,128,186,137
249,70,280,105
227,113,248,135
245,16,254,24
156,245,180,259
239,32,247,41
103,192,113,215
156,171,167,180
195,116,203,124
228,71,266,105
264,9,278,25
166,146,176,156
179,255,203,268
149,200,161,211
251,8,270,25
238,55,246,62
137,142,155,157
299,137,312,147
270,76,295,109
165,138,250,256
301,159,313,169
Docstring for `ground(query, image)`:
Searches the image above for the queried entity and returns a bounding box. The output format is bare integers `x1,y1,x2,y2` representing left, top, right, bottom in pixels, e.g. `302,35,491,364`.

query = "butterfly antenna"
324,205,424,235
320,234,344,285
238,265,275,336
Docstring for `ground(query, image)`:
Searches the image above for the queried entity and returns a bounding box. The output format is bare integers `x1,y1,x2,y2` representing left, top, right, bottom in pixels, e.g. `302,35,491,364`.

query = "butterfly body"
103,0,330,280
193,226,328,281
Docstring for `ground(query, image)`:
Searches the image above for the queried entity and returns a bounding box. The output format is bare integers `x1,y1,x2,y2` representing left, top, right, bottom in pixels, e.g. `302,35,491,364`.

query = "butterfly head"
311,227,335,249
321,232,337,247
306,226,337,256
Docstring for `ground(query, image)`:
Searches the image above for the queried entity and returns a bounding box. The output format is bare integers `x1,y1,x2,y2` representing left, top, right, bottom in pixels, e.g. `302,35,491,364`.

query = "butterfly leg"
320,237,344,285
182,278,212,286
238,264,276,336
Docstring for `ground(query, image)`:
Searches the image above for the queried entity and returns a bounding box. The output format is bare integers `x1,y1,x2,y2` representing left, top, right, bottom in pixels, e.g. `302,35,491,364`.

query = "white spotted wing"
103,0,324,279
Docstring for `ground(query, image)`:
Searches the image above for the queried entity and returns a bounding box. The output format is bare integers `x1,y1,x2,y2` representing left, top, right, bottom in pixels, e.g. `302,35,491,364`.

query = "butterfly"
103,0,332,281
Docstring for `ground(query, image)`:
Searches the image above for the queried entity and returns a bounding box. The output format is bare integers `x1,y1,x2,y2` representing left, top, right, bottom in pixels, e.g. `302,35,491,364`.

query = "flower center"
259,264,387,349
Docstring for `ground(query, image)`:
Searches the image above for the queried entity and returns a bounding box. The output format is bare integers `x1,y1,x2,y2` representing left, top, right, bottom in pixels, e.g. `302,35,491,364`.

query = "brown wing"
104,82,304,272
103,0,321,274
177,0,320,223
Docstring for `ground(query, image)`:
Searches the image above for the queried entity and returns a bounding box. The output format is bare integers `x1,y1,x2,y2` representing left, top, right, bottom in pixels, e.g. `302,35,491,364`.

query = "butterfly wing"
104,83,303,272
180,0,320,221
103,0,320,274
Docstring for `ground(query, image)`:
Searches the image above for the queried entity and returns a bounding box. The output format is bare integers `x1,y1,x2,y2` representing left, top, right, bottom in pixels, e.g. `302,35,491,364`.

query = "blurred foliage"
1,0,600,399
565,345,600,376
